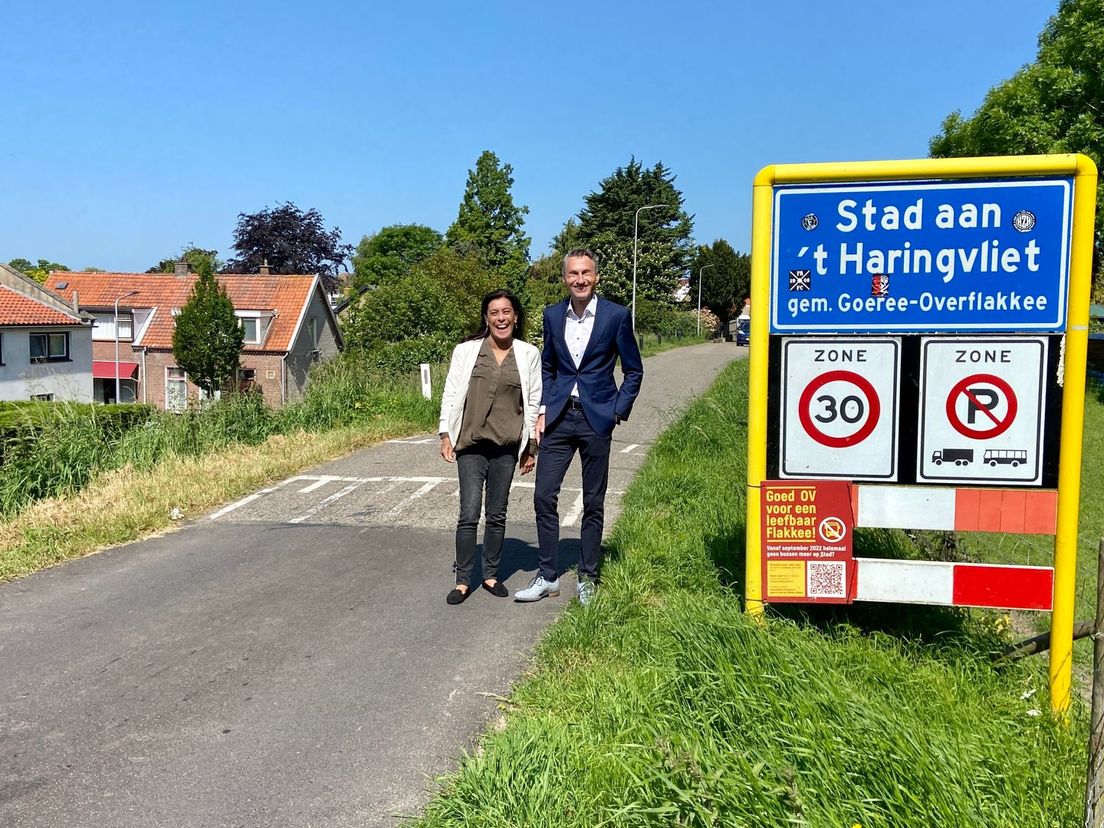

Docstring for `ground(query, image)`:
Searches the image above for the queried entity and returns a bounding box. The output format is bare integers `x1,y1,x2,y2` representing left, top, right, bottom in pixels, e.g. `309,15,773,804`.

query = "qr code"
807,561,846,598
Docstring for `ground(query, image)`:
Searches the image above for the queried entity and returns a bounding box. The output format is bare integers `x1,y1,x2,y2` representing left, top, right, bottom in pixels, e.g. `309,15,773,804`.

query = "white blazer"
438,337,542,461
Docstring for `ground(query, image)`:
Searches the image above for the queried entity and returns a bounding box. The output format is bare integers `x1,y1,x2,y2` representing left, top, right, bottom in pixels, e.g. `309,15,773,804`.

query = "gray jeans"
454,441,518,586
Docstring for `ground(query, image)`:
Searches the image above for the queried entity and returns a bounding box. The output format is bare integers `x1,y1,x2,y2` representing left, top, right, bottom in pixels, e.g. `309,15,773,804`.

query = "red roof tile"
44,272,318,352
0,284,85,326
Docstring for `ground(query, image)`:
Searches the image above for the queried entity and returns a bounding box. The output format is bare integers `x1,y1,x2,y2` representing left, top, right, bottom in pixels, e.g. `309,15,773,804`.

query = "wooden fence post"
1084,539,1104,827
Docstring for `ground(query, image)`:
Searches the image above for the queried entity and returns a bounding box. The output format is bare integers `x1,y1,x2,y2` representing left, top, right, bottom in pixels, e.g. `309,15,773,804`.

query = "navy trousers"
533,407,612,582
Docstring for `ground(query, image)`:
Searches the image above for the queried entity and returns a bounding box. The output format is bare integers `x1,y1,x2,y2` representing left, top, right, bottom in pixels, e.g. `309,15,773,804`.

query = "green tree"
148,246,221,274
349,224,442,293
574,158,694,305
689,240,751,325
171,260,245,396
446,150,531,296
8,258,70,283
342,247,498,372
930,0,1103,276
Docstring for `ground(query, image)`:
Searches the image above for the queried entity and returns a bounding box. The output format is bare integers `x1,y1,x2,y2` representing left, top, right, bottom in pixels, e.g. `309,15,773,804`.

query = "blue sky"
1,1,1055,272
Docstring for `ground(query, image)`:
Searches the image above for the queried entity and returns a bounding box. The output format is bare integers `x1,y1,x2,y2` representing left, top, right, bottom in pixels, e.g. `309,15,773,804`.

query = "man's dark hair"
562,248,597,272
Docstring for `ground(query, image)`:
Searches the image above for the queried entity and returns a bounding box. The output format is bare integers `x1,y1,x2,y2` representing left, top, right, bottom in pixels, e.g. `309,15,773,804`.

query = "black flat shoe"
446,587,470,605
481,580,509,598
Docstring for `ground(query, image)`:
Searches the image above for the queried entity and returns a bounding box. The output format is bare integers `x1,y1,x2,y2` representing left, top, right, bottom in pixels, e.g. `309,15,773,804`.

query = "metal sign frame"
745,154,1098,714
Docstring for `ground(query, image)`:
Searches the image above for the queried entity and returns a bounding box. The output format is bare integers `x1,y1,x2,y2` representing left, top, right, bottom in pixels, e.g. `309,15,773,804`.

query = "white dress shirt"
565,295,598,398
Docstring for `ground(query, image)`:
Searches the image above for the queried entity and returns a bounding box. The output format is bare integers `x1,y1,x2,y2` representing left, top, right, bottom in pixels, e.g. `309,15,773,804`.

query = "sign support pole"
1050,154,1098,713
745,168,775,617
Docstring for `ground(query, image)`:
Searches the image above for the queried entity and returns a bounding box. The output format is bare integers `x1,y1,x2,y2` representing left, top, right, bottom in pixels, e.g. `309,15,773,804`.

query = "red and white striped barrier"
853,558,1053,611
851,485,1057,535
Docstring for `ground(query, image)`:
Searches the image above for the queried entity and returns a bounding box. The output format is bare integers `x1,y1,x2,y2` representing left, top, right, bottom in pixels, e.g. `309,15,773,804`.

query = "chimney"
174,259,189,278
71,289,79,313
259,259,271,276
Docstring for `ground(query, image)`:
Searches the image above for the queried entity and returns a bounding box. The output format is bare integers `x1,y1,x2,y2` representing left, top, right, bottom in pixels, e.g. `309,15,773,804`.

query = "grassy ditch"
414,358,1085,827
0,357,438,582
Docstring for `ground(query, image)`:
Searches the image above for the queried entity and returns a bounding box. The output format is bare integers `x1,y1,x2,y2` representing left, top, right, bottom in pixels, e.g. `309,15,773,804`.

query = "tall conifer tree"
446,150,531,296
172,260,245,396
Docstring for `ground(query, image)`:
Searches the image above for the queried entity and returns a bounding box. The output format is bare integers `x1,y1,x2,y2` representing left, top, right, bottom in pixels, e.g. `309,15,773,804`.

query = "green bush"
634,298,699,338
341,247,498,353
0,402,157,515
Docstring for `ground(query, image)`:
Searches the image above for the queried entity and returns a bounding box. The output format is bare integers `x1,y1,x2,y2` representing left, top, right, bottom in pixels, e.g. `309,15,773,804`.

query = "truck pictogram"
932,448,974,466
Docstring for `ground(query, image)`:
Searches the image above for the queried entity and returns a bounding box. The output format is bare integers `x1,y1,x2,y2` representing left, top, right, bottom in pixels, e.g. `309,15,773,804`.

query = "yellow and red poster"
761,480,855,603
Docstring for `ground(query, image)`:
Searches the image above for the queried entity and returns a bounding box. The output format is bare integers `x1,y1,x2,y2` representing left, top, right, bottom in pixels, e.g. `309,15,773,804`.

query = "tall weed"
2,356,437,518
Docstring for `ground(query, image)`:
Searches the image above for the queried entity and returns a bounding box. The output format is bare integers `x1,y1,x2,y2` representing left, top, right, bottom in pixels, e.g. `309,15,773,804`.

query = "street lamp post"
631,203,672,333
114,290,138,404
697,264,715,337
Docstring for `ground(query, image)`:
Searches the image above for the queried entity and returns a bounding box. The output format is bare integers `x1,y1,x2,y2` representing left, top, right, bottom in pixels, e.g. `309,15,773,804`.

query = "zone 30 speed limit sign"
780,338,900,480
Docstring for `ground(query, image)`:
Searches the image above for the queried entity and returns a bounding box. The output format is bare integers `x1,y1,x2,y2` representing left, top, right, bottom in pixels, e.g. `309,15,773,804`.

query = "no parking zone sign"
918,338,1046,484
780,338,900,480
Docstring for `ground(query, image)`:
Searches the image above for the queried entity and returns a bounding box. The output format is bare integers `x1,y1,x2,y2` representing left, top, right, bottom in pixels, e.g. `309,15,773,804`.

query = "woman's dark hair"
464,290,526,341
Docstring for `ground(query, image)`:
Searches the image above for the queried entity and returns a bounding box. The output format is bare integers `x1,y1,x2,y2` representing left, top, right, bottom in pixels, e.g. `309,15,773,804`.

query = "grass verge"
413,358,1085,827
0,419,434,584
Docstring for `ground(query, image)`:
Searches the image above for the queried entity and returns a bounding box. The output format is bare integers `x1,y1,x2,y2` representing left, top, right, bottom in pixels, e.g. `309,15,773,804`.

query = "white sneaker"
576,579,596,606
514,575,560,602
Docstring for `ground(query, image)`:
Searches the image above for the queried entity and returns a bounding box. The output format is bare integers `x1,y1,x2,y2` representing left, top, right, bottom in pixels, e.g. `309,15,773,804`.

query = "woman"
438,290,541,605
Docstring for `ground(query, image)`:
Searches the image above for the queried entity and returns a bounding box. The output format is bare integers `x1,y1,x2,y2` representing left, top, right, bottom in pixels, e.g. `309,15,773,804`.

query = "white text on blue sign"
770,180,1073,333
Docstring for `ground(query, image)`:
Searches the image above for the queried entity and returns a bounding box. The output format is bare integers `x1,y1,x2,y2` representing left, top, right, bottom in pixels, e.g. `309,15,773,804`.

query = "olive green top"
455,338,524,451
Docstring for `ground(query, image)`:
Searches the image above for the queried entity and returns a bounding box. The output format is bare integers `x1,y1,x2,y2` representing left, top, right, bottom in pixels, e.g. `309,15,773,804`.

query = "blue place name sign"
770,179,1073,333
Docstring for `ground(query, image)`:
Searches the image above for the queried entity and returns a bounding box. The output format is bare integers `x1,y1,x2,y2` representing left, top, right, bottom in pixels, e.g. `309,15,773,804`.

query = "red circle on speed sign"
945,373,1018,439
798,370,881,448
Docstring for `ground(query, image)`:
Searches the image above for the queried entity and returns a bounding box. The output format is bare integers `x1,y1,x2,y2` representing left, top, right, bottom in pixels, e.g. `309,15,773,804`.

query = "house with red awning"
46,262,342,409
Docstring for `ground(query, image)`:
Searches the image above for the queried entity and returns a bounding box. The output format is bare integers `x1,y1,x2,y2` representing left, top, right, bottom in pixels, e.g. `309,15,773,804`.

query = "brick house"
0,264,94,402
45,264,342,410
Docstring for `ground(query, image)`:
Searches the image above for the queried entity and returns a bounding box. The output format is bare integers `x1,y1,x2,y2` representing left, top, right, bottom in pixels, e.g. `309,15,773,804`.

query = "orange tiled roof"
44,272,318,352
0,284,85,326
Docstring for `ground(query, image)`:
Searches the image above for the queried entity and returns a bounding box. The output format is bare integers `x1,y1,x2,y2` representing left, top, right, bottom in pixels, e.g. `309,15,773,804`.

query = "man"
514,249,644,605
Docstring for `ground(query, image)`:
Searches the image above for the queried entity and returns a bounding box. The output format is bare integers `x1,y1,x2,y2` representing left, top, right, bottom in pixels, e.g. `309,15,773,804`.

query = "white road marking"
299,475,341,493
209,494,263,520
289,481,367,524
388,481,441,517
385,437,435,445
620,443,640,454
561,492,585,527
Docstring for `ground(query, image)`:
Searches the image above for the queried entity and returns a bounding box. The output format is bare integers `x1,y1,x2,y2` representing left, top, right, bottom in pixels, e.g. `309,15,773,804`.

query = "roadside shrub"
0,405,116,516
634,298,700,338
341,248,497,353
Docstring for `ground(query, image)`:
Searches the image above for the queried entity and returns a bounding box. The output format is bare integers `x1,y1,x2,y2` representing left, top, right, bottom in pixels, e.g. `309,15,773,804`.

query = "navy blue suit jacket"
540,297,644,438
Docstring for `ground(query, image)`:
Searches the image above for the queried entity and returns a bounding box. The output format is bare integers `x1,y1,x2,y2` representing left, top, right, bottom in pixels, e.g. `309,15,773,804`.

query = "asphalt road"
0,341,742,827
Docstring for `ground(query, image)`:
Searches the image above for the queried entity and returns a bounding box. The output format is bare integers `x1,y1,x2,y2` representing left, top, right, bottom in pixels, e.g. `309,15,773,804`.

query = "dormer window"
237,310,274,345
241,317,261,343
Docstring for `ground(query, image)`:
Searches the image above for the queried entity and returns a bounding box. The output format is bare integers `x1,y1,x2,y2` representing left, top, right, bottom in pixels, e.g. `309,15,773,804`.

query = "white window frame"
92,313,134,342
236,310,274,346
240,316,261,344
165,366,188,413
29,331,69,362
